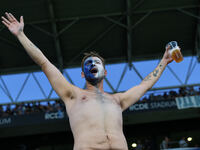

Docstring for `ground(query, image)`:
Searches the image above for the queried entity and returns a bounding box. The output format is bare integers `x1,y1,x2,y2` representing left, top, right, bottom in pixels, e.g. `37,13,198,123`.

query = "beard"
85,74,104,86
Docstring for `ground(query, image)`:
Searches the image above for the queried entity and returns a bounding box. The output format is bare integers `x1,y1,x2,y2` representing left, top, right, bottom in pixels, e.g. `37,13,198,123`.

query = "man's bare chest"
80,92,120,109
67,92,123,125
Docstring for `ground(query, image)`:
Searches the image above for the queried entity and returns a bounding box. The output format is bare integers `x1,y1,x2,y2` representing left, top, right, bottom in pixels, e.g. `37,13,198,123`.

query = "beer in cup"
166,41,183,63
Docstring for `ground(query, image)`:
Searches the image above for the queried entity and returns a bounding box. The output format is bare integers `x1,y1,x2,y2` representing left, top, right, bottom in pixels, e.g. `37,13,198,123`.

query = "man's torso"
64,89,128,150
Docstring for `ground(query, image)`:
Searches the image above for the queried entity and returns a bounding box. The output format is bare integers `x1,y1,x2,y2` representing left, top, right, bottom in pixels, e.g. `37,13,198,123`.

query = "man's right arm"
18,32,77,100
2,12,77,101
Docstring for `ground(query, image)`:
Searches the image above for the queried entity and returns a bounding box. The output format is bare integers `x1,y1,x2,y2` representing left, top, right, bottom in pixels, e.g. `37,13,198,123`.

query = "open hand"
1,12,24,36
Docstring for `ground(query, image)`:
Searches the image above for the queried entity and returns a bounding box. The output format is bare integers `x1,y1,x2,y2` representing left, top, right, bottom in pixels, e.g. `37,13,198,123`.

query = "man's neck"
86,80,104,93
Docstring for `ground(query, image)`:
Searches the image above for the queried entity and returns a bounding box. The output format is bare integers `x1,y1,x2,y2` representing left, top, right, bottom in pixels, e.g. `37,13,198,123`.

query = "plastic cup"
166,41,183,63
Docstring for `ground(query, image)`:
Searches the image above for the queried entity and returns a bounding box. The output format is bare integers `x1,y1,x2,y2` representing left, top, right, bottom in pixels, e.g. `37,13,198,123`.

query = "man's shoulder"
105,92,122,105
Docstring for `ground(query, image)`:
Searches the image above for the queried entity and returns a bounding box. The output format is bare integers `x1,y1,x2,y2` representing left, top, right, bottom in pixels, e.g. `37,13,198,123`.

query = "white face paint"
83,57,105,83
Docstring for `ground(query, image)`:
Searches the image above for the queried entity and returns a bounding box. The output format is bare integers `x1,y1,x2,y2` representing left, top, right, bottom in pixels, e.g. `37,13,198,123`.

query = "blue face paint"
84,60,95,79
83,57,105,85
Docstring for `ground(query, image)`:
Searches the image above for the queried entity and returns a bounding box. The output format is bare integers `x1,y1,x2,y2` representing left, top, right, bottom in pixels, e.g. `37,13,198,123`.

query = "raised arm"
1,12,77,101
118,46,173,111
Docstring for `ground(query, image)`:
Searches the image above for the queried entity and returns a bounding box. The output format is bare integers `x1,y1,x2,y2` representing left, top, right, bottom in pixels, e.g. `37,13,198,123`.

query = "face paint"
83,57,105,85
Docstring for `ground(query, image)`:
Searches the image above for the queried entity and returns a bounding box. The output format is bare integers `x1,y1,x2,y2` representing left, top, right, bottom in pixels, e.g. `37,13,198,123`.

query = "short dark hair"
81,51,105,71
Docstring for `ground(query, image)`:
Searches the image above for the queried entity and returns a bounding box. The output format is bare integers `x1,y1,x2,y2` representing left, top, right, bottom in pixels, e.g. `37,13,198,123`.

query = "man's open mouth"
90,68,98,73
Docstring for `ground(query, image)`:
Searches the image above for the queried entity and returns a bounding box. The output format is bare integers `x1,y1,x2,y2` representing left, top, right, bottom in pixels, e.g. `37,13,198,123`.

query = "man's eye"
86,61,92,65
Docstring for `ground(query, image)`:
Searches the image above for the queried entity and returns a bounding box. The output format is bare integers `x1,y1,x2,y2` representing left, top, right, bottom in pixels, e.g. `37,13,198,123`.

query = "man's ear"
104,69,107,76
81,71,85,78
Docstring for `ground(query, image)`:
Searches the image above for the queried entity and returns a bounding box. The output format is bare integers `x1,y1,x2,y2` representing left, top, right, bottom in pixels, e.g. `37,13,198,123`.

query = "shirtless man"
1,13,173,150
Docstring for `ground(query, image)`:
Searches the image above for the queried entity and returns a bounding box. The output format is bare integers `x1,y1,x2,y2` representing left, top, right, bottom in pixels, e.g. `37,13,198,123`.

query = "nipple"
82,96,87,101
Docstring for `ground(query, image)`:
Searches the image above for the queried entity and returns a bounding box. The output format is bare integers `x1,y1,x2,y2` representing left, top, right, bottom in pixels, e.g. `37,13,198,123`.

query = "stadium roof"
0,0,199,75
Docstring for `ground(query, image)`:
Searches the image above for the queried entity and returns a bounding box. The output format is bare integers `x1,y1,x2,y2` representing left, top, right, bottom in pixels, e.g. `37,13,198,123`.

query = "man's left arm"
118,47,173,111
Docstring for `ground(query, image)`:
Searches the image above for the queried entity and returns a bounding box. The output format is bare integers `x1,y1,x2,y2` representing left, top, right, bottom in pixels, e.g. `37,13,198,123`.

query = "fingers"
1,12,18,24
5,12,14,22
2,20,9,28
20,16,24,23
1,16,10,26
166,45,171,51
1,12,21,27
1,12,12,27
8,13,17,22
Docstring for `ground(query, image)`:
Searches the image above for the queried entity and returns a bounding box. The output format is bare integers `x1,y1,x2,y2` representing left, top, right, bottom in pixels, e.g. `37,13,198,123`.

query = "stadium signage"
175,95,200,109
129,100,177,112
150,101,177,109
129,103,149,111
45,112,64,120
0,117,11,125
